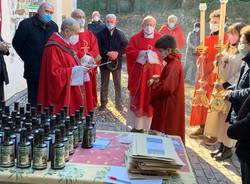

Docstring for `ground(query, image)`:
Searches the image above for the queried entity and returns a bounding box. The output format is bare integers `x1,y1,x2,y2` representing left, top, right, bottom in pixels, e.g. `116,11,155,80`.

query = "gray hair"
142,15,156,25
61,18,79,31
38,2,54,13
92,11,100,17
71,9,85,18
168,15,178,22
106,14,116,20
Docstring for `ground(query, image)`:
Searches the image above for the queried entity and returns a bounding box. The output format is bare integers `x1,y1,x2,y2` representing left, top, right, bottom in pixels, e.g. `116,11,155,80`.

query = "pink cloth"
69,131,190,172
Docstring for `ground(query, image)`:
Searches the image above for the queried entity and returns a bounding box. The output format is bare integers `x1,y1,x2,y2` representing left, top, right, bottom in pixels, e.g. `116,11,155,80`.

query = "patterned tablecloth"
0,131,197,184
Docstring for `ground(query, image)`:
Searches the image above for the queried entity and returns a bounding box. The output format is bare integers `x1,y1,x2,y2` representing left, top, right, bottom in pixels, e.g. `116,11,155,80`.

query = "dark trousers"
240,160,250,184
100,68,121,106
0,81,4,101
27,80,39,106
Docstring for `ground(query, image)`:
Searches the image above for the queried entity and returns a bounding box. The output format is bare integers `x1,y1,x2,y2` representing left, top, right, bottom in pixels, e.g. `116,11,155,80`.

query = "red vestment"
73,30,100,115
190,34,227,126
126,31,162,117
38,33,83,115
159,25,185,50
150,53,185,144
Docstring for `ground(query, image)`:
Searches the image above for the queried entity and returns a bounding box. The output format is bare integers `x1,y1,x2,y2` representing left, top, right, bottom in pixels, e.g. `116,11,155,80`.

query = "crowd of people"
0,2,249,183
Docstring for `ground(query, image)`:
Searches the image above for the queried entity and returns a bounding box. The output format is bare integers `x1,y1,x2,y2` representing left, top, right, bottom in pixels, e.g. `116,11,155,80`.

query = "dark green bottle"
70,115,79,148
14,102,19,112
65,119,74,155
44,123,52,161
32,129,47,170
89,111,96,143
0,127,15,167
26,103,31,113
17,128,31,168
51,129,65,170
60,124,69,162
75,110,83,143
82,115,93,148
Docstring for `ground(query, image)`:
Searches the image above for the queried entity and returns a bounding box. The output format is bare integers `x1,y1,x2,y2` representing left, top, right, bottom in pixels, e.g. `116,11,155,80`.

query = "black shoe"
214,147,233,161
98,105,106,111
210,143,224,157
130,128,144,133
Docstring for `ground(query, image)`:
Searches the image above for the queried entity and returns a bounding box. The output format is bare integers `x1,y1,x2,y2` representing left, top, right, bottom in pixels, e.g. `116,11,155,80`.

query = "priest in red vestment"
159,15,185,50
38,18,87,115
189,10,227,138
126,16,163,131
71,9,100,115
150,35,185,144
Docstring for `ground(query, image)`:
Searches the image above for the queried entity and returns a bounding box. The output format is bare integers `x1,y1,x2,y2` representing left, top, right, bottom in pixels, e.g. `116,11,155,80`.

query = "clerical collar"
144,32,154,39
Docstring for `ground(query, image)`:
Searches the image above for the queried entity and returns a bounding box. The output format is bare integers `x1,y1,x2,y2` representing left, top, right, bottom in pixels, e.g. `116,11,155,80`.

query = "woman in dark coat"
0,35,10,100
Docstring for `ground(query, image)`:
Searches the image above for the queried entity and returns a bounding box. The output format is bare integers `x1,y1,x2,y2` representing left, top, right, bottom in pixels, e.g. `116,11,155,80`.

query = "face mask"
77,19,85,28
68,34,79,45
228,35,239,45
168,23,175,29
40,13,52,23
106,23,116,30
143,26,154,35
93,16,100,22
160,50,169,59
194,27,200,33
238,43,249,56
210,23,219,33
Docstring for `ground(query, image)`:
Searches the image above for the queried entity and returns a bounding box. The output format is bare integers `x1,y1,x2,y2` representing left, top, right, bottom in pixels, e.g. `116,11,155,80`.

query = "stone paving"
8,69,242,184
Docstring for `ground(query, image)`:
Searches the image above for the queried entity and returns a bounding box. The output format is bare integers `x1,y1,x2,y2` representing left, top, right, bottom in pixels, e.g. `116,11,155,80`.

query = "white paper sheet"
71,66,86,86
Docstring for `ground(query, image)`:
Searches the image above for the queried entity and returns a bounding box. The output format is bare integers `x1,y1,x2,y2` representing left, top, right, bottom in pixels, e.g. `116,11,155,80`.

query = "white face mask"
143,26,154,35
159,50,169,59
238,43,249,56
78,19,85,28
68,34,79,45
210,23,219,33
168,23,176,29
194,27,200,32
93,16,100,22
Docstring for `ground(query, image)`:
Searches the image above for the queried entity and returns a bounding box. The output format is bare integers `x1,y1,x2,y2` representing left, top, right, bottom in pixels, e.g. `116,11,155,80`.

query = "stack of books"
125,133,184,179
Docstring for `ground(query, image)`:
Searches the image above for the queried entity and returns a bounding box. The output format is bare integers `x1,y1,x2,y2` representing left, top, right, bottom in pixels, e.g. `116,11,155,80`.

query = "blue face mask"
40,13,52,23
106,23,115,30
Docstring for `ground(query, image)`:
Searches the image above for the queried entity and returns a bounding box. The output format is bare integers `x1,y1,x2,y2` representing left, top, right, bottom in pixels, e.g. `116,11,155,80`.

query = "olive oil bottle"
17,128,31,168
51,129,65,170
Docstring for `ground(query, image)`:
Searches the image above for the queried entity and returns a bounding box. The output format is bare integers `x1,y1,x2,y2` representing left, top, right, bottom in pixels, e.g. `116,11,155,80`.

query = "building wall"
1,0,76,100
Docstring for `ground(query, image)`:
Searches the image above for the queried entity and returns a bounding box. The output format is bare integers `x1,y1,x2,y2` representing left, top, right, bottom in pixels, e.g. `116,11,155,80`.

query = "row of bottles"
0,101,96,170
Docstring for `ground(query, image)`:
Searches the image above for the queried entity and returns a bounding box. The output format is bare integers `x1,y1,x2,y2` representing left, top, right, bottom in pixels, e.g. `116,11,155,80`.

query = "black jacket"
12,14,58,82
227,94,250,164
227,53,250,123
0,35,9,85
87,20,105,35
97,27,128,70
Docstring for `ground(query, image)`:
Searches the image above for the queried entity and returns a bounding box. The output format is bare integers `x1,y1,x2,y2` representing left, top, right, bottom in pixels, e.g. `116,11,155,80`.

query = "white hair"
71,9,85,18
106,14,116,20
142,15,156,25
168,15,178,22
61,18,79,31
92,11,100,17
38,2,54,12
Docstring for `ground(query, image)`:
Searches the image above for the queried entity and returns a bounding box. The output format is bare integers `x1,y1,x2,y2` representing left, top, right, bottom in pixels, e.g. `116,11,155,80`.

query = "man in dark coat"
227,93,250,184
0,36,10,100
12,2,58,106
88,11,105,36
97,14,127,111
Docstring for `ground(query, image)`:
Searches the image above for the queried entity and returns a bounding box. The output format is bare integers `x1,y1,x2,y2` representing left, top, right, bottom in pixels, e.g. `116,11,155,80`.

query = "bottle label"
68,134,74,154
63,140,69,160
18,145,31,167
45,140,51,160
33,147,47,169
0,145,15,167
73,129,79,147
53,146,65,169
78,124,83,142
